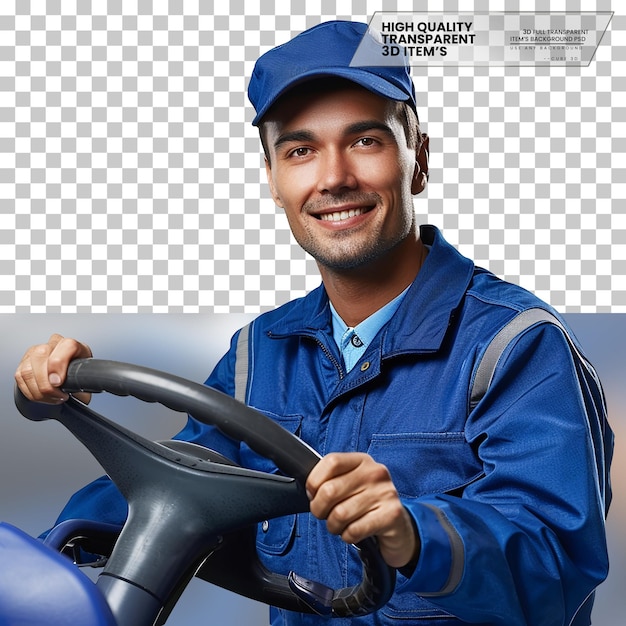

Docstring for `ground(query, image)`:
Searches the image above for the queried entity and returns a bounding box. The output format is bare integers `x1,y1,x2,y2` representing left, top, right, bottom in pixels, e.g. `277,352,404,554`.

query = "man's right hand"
15,334,93,404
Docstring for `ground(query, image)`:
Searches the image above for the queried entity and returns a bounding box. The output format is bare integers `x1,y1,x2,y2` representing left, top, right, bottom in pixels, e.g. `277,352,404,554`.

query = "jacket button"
360,361,370,372
261,520,269,533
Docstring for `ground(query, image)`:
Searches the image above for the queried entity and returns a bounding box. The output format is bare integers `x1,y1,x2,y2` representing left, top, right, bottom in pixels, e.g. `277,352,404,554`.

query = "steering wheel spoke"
15,358,395,623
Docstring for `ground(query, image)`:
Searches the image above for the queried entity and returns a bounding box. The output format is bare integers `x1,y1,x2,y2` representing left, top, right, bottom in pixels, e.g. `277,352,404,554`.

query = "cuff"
397,502,464,596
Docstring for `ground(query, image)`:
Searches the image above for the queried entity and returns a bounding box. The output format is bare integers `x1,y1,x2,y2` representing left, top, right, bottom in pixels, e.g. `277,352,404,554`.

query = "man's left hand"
306,452,420,569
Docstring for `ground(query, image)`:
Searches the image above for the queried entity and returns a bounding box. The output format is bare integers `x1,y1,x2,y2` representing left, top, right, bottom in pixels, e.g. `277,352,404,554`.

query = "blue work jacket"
52,226,612,625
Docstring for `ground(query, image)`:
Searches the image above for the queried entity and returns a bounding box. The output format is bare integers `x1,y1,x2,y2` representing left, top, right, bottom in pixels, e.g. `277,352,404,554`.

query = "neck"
319,233,427,328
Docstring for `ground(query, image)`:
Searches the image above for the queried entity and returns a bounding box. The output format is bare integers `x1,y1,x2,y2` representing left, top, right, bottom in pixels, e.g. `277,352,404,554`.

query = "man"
16,21,612,625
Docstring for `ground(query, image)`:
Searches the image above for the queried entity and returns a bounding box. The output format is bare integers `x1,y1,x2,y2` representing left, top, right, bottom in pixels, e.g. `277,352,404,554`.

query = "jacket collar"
267,225,475,355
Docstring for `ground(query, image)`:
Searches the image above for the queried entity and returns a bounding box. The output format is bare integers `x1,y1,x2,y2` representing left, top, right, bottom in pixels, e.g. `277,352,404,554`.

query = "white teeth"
320,207,364,222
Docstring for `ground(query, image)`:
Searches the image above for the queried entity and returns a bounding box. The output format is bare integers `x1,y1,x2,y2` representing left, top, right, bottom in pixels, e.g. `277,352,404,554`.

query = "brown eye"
291,147,310,157
356,137,376,147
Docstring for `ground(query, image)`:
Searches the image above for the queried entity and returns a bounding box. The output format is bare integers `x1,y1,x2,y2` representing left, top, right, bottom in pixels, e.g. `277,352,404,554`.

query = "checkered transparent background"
0,0,624,313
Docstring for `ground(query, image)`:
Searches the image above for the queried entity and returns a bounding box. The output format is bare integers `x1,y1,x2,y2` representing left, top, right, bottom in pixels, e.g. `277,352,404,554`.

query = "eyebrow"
345,120,396,138
272,120,396,152
273,130,316,152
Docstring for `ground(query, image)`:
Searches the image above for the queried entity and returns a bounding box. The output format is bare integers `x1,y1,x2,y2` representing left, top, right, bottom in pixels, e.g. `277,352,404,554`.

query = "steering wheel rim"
15,358,395,621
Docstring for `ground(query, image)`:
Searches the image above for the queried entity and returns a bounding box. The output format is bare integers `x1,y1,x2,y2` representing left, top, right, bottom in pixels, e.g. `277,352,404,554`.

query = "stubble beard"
295,192,416,271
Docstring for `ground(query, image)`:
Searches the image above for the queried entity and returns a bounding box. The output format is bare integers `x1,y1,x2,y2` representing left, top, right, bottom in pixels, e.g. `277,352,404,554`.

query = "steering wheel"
15,358,395,626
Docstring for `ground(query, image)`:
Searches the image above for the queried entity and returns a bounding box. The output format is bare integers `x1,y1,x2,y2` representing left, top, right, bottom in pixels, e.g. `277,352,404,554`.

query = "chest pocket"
367,432,483,499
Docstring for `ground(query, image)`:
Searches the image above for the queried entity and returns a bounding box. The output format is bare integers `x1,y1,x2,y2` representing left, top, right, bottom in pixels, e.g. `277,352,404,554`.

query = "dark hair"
259,78,422,164
392,99,421,151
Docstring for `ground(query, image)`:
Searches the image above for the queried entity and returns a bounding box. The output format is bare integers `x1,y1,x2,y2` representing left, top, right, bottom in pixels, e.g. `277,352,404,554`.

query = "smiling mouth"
318,206,372,222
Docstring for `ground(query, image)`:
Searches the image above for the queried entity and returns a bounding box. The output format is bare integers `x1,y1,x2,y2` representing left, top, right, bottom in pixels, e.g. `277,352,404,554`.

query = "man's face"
263,84,425,272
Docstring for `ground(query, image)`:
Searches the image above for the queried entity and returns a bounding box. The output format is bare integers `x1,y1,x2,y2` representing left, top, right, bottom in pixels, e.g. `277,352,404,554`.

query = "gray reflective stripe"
420,504,465,596
470,308,566,412
234,322,251,403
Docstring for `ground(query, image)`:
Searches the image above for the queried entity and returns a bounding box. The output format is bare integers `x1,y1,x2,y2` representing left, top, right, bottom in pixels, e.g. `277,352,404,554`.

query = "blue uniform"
51,225,613,625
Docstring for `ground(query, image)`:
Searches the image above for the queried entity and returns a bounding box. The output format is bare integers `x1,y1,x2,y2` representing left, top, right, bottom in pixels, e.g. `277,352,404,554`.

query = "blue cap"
248,20,417,126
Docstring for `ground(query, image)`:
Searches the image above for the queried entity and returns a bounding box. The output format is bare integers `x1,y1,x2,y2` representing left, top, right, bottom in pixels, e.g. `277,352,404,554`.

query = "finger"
15,356,58,403
322,490,419,569
330,492,403,541
15,336,68,403
15,334,92,404
321,488,375,537
319,473,398,537
47,335,92,385
47,335,93,404
309,472,366,522
306,452,366,499
310,454,390,520
339,502,420,570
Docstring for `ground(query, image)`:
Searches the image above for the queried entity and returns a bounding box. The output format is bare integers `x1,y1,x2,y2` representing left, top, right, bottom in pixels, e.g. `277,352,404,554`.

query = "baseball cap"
248,20,417,126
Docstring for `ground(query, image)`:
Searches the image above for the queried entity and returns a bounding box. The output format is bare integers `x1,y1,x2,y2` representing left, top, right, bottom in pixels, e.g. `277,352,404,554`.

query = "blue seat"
0,522,117,626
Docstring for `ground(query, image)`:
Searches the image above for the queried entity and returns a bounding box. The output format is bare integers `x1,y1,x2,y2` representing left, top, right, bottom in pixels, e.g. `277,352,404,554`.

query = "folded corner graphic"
351,12,614,68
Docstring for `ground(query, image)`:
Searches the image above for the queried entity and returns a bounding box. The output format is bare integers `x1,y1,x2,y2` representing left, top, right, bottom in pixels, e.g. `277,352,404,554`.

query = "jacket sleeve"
398,322,612,625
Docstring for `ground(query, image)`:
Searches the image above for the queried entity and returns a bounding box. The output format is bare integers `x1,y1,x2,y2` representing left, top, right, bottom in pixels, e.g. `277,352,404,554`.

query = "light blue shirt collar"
330,287,409,372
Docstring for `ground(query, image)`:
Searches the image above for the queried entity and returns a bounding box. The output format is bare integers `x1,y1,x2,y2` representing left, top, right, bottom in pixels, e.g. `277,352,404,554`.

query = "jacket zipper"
314,337,345,380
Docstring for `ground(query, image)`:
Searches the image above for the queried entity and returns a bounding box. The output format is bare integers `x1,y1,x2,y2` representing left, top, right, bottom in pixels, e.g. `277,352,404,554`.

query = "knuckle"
57,336,77,351
370,462,392,483
49,338,80,365
332,503,351,525
386,500,405,523
317,480,337,502
15,367,29,383
32,344,51,359
340,523,363,545
324,452,343,472
15,358,35,384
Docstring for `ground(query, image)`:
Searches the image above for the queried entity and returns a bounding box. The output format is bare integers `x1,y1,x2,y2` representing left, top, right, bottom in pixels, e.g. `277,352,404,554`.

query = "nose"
315,148,358,195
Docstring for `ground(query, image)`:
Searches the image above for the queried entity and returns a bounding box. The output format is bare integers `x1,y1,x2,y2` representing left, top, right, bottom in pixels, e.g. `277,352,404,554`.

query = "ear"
265,157,284,208
411,133,430,196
